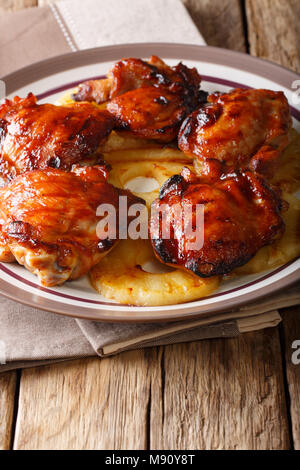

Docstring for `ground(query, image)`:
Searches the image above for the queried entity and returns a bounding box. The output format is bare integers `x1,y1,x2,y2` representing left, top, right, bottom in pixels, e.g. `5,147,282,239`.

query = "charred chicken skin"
73,56,202,105
0,93,115,186
150,168,285,277
107,87,189,142
178,89,291,181
0,165,144,286
73,56,203,142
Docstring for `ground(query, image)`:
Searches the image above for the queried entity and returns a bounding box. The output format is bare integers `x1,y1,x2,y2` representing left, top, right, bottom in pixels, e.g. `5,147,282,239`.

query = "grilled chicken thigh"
73,56,203,142
107,87,189,142
0,229,14,262
178,89,291,181
0,93,115,186
73,56,202,105
150,168,285,277
0,165,144,286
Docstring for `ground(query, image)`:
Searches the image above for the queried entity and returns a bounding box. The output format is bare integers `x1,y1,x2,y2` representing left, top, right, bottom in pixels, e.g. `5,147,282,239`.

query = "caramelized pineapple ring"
103,142,190,161
55,88,108,110
90,239,219,306
107,159,193,207
102,131,163,153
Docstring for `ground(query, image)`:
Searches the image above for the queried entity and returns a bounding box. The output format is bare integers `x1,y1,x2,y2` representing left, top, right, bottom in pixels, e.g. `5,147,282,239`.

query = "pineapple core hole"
124,177,159,193
141,259,175,274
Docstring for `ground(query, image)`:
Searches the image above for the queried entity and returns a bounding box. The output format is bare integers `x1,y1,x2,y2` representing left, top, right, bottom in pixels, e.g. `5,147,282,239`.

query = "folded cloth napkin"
0,285,299,371
1,285,299,372
0,0,299,372
0,0,205,76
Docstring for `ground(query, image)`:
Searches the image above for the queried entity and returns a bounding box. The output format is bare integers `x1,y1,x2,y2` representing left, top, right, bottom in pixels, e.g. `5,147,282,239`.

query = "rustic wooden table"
0,0,299,450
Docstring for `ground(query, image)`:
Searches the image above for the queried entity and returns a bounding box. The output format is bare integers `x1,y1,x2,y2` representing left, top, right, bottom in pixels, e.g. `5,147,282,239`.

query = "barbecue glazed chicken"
73,56,203,142
178,89,292,181
150,168,285,277
0,165,144,286
0,93,115,186
0,51,296,305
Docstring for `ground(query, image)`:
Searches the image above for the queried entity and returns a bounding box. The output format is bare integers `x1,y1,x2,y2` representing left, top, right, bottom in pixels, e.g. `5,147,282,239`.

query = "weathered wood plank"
281,306,300,449
151,330,290,450
37,0,55,6
13,352,156,450
182,0,246,51
246,0,300,447
246,0,300,72
11,330,292,450
0,371,17,450
0,0,37,13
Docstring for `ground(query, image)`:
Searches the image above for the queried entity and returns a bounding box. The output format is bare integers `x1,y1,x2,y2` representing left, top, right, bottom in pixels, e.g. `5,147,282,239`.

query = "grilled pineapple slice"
92,152,201,305
55,87,107,110
103,132,164,153
55,88,78,106
107,159,193,207
90,239,219,306
103,142,191,160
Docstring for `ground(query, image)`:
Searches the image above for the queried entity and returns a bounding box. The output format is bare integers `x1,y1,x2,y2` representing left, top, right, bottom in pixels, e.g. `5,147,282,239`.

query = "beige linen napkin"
0,0,299,372
1,285,299,371
0,0,205,76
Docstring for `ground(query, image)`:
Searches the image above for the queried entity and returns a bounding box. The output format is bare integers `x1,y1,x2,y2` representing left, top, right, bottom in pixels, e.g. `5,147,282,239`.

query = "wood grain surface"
182,0,246,51
0,0,37,13
246,0,300,72
14,353,153,450
281,306,300,450
0,372,17,450
150,331,290,450
0,0,299,451
13,330,291,450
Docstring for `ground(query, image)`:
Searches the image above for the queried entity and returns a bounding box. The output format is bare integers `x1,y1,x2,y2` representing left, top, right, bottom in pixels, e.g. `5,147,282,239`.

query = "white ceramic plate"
1,43,299,322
